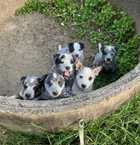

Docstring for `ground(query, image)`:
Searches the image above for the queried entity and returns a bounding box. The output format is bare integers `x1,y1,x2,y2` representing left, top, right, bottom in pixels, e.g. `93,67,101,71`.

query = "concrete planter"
0,0,139,133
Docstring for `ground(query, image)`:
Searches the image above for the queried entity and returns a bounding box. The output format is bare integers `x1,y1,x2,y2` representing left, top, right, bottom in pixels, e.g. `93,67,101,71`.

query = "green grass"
16,0,140,88
1,94,140,145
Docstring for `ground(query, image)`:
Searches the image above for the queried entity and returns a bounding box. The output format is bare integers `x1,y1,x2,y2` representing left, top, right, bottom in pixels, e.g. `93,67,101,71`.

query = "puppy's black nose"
75,54,79,58
53,91,58,96
65,66,70,70
107,58,111,61
81,84,86,89
25,94,31,99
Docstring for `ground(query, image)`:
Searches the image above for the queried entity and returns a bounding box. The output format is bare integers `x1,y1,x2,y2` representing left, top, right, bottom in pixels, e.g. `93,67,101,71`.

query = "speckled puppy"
19,75,47,100
57,42,85,63
53,52,76,96
42,72,65,99
92,43,117,72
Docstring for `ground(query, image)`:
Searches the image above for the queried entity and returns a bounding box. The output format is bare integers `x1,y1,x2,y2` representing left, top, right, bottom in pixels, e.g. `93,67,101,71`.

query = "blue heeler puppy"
53,52,76,96
92,43,117,72
19,73,65,100
57,42,85,63
43,72,65,99
19,75,47,100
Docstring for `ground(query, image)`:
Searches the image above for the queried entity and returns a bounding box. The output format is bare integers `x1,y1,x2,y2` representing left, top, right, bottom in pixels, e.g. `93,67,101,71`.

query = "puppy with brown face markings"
72,60,102,95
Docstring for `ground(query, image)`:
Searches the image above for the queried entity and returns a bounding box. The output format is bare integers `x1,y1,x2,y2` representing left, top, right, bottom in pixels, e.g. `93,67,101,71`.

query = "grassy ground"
1,94,140,145
16,0,140,88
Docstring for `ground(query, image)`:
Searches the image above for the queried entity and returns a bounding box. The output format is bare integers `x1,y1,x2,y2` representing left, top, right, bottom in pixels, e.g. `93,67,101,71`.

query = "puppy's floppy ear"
79,42,85,50
92,66,102,76
68,42,74,53
75,59,84,71
20,76,26,84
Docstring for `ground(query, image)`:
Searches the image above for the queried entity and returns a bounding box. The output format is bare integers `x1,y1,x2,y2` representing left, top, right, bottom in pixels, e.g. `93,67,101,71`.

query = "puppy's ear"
79,42,85,50
68,43,74,53
75,59,84,71
38,74,48,84
53,53,60,59
53,53,60,64
97,42,104,53
92,66,102,76
20,76,26,84
112,46,117,54
58,44,62,51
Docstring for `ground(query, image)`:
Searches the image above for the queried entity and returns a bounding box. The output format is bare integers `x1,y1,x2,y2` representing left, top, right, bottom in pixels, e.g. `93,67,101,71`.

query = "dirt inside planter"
0,13,93,96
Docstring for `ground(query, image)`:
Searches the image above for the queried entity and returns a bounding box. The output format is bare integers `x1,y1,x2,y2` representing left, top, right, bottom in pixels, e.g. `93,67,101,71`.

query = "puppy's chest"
65,75,75,88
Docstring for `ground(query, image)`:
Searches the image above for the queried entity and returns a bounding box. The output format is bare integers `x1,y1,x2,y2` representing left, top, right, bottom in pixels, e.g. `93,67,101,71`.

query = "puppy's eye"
47,81,52,87
71,59,74,64
24,84,27,89
89,77,92,81
61,55,65,59
58,81,62,86
79,75,83,79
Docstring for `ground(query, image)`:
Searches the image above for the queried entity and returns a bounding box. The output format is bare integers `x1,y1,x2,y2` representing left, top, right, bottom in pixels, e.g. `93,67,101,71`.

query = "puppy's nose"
65,66,70,70
75,54,79,58
53,91,58,96
81,84,86,89
25,93,31,99
107,58,111,61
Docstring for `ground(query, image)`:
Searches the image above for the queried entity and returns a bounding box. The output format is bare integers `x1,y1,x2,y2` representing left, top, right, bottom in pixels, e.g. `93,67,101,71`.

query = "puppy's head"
75,60,102,90
19,75,47,100
53,52,75,76
45,72,65,98
68,42,84,60
102,45,116,64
